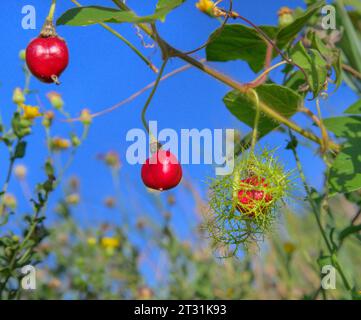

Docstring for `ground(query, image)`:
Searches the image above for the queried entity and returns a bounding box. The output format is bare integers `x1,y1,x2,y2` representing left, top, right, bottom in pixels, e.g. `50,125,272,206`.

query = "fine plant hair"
204,147,292,256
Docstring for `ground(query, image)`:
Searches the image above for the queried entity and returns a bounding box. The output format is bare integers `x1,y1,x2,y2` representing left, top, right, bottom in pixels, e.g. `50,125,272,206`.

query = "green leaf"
335,0,361,73
206,25,279,73
310,32,342,88
290,41,328,97
328,141,361,194
276,1,325,47
323,116,361,138
339,224,361,243
156,0,186,21
317,255,332,268
223,84,302,136
344,99,361,114
13,141,27,160
57,1,185,26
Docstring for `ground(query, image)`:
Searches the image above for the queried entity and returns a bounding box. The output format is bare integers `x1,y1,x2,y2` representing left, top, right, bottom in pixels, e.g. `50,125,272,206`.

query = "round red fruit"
26,36,69,84
141,150,182,191
237,176,272,216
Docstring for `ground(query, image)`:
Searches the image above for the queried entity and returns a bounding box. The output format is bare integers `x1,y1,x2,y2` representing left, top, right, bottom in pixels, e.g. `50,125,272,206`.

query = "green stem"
48,0,57,21
141,58,168,136
288,130,352,295
0,189,48,296
249,89,260,153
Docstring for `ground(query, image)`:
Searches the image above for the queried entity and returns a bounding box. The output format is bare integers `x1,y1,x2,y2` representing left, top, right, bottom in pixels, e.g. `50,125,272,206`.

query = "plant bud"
47,92,64,110
19,49,26,61
80,109,92,126
13,88,25,105
278,7,294,28
14,164,27,180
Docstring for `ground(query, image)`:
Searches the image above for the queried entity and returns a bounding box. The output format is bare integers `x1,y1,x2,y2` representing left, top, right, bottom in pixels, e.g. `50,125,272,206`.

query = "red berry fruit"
26,36,69,84
237,176,272,216
141,150,182,191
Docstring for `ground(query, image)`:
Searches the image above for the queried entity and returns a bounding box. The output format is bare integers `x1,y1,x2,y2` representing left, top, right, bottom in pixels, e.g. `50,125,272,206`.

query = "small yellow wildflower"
80,109,92,126
87,237,97,246
51,137,71,151
196,0,215,16
47,92,64,110
42,111,55,128
13,88,25,105
21,104,42,120
277,7,294,27
283,242,296,254
14,164,27,180
3,193,17,210
277,7,293,16
104,151,121,169
66,193,80,205
101,237,120,250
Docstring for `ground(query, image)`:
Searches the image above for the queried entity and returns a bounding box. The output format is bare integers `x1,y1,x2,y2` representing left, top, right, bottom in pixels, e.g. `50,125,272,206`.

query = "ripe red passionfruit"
141,150,182,191
25,20,69,84
26,36,69,84
237,176,273,216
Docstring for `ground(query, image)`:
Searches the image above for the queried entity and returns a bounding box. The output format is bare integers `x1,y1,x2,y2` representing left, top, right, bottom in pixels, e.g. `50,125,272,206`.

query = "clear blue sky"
0,0,358,283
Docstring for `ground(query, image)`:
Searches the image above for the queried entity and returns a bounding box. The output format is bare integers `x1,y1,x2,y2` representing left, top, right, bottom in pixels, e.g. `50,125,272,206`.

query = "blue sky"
0,0,359,284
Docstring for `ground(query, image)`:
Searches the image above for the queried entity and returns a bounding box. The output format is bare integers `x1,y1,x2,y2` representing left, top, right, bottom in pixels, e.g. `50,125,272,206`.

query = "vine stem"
249,89,260,153
48,0,57,21
315,98,329,154
141,58,168,137
70,0,158,73
288,130,352,294
110,0,340,154
247,61,287,87
64,60,204,122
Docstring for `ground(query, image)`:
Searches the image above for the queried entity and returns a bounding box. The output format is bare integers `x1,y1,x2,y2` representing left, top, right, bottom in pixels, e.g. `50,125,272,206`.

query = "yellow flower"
47,92,64,110
283,242,296,254
14,164,27,180
51,137,71,150
277,7,293,16
3,193,17,210
196,0,215,16
87,237,97,246
21,104,42,120
80,109,92,125
13,88,25,105
66,193,80,205
102,151,121,169
101,237,120,250
277,7,294,27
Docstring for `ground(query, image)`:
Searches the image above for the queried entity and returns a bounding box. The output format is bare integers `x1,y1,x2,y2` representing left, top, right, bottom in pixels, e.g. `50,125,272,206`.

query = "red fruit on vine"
141,150,182,191
237,176,273,216
26,36,69,84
